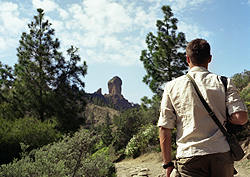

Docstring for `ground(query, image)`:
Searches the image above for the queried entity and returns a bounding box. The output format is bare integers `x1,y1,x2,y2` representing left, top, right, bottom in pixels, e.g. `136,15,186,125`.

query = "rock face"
94,88,102,94
88,76,139,109
108,76,122,94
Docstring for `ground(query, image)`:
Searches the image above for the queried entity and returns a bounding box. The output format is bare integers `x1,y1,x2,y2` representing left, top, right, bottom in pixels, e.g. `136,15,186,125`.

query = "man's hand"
230,111,248,125
165,166,174,177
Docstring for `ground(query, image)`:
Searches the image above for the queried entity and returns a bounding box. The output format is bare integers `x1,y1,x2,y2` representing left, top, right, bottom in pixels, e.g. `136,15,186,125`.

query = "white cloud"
170,0,206,12
100,36,123,51
0,0,213,67
0,2,28,35
48,18,64,32
178,21,212,41
134,6,156,29
80,35,142,66
32,0,69,20
0,36,8,51
0,1,28,55
58,8,69,19
80,0,133,34
32,0,58,12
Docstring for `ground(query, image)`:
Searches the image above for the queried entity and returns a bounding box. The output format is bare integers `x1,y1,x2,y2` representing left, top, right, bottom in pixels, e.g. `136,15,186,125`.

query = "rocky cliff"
88,76,139,109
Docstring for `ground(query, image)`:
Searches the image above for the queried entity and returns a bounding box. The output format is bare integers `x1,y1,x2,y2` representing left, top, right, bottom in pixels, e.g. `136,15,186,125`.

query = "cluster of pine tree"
0,8,87,165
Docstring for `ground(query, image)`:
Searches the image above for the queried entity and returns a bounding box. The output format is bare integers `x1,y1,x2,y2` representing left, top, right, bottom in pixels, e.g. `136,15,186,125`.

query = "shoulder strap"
186,74,229,137
220,76,230,119
221,76,227,92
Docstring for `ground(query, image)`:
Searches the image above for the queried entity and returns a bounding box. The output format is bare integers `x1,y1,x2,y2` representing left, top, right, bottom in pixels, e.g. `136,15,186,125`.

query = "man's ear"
208,55,212,63
186,55,191,64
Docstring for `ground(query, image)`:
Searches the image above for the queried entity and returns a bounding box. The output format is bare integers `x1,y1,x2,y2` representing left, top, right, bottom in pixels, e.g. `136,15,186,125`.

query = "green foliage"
0,128,115,177
0,102,22,121
92,145,117,162
0,62,23,119
124,124,159,158
231,70,250,91
140,95,161,125
237,88,250,141
101,113,113,147
89,112,95,130
0,116,61,165
112,99,161,152
231,70,250,141
0,8,88,133
140,5,188,96
89,96,116,109
240,88,250,118
112,108,145,151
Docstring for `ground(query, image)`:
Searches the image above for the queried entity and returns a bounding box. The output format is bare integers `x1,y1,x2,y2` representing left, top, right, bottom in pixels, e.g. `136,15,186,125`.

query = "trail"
115,152,250,177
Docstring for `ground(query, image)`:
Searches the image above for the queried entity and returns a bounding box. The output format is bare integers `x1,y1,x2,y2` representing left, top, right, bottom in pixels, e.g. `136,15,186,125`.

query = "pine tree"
89,112,95,130
0,62,23,119
101,112,113,146
11,8,87,132
140,5,188,96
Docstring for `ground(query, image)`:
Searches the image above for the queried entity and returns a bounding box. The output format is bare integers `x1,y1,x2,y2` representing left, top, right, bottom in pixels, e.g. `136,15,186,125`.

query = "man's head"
186,39,211,67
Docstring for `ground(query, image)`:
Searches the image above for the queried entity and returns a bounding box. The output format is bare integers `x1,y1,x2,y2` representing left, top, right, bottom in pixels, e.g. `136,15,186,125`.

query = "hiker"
158,38,248,177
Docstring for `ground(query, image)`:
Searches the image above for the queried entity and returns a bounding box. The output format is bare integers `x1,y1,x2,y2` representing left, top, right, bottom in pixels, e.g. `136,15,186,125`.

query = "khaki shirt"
158,66,247,158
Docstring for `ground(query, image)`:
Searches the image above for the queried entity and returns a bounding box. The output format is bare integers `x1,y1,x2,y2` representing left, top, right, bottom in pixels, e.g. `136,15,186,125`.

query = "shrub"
0,128,115,177
0,116,61,165
124,124,159,158
93,144,117,162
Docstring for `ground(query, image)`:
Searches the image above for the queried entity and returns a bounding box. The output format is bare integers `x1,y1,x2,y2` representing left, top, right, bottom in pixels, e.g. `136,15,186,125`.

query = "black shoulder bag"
186,74,245,161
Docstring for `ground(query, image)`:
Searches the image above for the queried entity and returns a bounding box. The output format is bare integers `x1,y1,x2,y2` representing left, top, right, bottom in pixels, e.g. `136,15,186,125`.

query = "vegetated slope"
84,103,120,128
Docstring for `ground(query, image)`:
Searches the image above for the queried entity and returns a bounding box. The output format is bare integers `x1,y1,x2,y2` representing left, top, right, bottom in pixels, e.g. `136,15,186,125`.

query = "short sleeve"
157,84,176,129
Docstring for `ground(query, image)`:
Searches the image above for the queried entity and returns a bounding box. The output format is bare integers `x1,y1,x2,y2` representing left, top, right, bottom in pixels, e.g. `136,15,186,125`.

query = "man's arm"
159,126,174,177
229,111,248,125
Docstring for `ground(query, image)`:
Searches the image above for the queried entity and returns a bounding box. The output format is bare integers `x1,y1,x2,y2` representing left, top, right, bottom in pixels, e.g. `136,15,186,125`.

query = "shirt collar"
188,66,209,73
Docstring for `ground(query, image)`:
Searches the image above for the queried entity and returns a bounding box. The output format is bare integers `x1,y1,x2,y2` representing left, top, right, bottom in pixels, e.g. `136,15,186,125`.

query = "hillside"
84,103,120,128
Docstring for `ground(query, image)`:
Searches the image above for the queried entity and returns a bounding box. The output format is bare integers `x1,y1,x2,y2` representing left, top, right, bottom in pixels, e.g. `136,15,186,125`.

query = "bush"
0,102,22,121
0,128,115,177
93,144,117,162
0,116,61,165
112,108,151,151
124,124,159,158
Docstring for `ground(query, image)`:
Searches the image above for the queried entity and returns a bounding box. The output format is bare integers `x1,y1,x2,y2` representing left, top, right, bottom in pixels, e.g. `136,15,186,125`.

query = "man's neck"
189,64,208,70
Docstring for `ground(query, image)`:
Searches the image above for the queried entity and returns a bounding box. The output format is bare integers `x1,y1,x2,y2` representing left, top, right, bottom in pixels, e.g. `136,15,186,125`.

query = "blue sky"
0,0,250,104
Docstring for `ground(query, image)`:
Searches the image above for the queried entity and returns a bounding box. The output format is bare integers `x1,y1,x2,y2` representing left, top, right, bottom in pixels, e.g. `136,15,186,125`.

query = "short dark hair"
186,39,211,65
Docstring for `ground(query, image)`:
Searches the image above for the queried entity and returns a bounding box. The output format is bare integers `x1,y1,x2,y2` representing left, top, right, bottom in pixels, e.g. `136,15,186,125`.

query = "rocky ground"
115,151,250,177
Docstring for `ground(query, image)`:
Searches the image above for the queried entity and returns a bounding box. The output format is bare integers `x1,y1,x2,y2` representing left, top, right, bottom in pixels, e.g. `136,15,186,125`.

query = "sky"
0,0,250,104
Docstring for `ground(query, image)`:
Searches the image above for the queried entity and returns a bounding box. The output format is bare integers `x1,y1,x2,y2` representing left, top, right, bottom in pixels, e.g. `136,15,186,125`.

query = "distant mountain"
86,76,139,109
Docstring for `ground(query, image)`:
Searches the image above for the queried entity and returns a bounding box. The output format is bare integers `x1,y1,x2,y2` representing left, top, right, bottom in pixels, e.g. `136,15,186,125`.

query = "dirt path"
115,152,165,177
234,160,250,177
115,152,250,177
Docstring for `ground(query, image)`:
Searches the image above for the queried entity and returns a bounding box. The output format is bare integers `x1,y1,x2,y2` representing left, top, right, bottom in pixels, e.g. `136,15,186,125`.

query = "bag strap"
186,74,229,137
220,76,231,119
221,76,227,92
